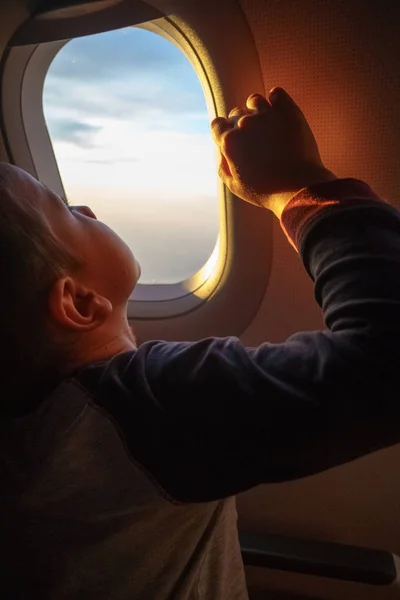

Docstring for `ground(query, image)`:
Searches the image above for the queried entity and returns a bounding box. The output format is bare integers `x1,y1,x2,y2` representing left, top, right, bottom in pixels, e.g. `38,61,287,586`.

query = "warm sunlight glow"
185,237,221,296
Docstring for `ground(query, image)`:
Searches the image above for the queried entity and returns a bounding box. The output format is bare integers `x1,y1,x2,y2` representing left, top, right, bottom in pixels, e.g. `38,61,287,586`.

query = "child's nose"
76,206,97,219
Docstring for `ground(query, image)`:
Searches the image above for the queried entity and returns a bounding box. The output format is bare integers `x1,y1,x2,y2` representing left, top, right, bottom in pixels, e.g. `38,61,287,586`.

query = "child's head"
0,163,140,409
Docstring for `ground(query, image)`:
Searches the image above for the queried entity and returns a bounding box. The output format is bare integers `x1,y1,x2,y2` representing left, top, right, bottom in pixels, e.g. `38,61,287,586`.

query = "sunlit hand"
211,88,336,216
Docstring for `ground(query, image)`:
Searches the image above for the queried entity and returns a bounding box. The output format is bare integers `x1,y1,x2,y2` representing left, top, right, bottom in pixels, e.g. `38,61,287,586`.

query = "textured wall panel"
240,0,400,206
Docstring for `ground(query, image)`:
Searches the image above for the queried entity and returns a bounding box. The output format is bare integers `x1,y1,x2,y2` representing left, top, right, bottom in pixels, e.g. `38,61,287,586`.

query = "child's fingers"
210,116,234,145
246,93,271,112
268,87,300,112
218,154,232,179
211,117,238,179
218,156,234,190
228,106,247,119
211,116,241,179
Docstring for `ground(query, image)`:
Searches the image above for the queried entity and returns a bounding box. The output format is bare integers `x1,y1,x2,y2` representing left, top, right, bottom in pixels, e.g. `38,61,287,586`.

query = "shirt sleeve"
77,178,400,503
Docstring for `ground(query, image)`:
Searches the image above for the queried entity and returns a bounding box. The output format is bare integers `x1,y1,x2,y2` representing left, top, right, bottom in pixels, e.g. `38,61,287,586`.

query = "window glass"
43,27,218,284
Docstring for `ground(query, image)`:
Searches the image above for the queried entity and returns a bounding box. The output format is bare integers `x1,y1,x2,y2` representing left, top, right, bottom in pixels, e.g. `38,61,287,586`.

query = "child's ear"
48,276,113,331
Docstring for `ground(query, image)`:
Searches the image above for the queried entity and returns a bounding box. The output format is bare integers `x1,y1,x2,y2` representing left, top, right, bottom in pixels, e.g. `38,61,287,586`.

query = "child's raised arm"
77,89,400,503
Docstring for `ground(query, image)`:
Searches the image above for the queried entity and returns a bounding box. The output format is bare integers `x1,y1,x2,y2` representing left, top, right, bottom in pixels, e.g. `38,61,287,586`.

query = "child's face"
10,166,141,306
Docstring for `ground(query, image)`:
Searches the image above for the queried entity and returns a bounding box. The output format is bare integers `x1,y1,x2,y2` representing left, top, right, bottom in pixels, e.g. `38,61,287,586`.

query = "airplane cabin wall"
0,1,30,162
242,0,400,344
237,0,400,558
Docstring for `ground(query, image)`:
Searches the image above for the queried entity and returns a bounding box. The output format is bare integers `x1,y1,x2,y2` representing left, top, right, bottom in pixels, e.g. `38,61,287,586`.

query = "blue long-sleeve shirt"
1,178,400,599
76,178,400,501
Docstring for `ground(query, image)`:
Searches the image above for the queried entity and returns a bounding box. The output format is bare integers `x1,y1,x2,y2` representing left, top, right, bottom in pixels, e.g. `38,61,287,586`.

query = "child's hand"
211,88,336,215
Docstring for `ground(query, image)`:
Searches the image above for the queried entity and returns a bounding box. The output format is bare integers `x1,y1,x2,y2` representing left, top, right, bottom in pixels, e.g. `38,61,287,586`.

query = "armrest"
239,531,396,585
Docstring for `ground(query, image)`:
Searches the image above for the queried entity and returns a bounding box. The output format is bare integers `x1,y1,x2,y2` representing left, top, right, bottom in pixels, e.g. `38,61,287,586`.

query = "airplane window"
43,27,218,285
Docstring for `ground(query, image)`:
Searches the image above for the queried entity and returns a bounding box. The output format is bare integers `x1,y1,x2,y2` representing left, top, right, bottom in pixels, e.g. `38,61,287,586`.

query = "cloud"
44,77,206,124
84,157,137,164
43,26,209,130
50,125,217,197
47,119,102,148
42,25,216,198
48,27,179,82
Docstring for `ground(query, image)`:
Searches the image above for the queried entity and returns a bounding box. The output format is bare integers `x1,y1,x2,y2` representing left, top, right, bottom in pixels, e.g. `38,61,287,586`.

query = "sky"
43,27,219,284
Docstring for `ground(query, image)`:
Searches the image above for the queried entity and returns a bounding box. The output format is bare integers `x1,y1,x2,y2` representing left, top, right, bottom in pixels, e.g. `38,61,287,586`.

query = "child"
1,88,400,599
